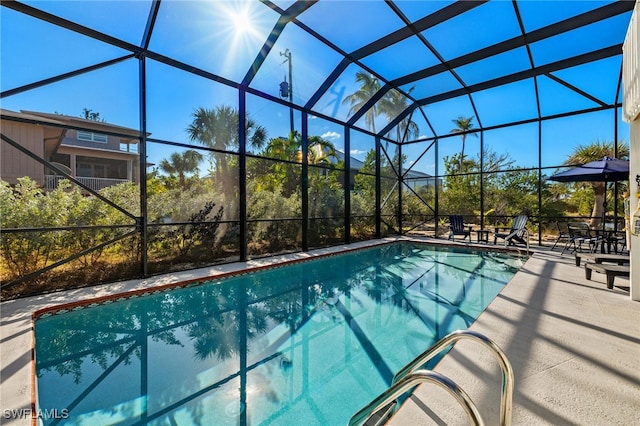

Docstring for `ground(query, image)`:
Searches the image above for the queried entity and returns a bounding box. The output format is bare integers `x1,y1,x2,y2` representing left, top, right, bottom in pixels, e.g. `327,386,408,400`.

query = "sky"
0,0,632,176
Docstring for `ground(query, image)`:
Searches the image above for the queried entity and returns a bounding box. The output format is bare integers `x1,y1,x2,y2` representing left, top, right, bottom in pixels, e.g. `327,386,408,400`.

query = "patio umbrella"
548,156,629,183
548,156,629,227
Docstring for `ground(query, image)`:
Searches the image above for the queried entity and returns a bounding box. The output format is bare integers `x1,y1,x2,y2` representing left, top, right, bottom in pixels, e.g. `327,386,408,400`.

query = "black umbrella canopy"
548,156,629,183
549,156,629,229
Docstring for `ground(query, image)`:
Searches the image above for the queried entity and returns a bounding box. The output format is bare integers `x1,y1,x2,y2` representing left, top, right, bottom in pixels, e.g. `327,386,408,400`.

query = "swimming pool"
34,242,525,425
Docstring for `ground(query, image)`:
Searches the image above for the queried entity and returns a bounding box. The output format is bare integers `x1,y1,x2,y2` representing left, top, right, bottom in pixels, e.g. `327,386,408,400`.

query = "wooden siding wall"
1,120,44,185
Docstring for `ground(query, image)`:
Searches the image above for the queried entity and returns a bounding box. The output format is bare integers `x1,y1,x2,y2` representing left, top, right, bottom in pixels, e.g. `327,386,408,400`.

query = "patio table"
476,229,490,244
593,228,625,254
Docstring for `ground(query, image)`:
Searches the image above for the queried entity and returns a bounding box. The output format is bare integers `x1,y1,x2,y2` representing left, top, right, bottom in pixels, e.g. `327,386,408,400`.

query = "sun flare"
230,9,253,34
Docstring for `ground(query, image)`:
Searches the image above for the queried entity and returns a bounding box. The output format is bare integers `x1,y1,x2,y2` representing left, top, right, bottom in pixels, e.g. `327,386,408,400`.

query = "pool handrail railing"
348,369,484,426
348,329,514,426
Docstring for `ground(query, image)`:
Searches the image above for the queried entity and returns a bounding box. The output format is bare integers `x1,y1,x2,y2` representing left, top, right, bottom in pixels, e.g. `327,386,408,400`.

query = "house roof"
22,110,143,141
1,109,143,142
333,149,433,181
1,108,67,126
334,150,364,170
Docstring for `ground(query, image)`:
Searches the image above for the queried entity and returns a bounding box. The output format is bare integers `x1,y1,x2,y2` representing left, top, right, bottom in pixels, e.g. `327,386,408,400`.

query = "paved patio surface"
1,238,638,425
390,244,639,426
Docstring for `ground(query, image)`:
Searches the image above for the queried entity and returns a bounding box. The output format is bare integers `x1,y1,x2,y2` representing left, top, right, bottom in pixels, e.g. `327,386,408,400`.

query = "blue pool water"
34,242,525,425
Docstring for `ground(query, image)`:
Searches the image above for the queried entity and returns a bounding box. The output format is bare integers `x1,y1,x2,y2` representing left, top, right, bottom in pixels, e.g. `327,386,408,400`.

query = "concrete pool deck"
390,243,639,426
1,238,638,425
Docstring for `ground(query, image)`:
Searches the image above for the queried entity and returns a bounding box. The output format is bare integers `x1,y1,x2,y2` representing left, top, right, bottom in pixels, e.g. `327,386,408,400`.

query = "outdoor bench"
584,263,630,289
574,253,630,267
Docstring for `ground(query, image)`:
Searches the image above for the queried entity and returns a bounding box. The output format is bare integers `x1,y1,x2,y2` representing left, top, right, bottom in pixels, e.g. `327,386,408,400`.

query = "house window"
77,131,108,143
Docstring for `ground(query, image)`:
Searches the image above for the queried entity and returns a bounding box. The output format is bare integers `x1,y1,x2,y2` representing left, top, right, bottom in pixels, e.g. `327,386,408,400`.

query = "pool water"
34,242,525,425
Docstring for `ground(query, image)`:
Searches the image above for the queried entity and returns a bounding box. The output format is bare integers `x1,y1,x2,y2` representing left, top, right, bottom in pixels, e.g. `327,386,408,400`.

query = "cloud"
321,131,341,140
350,149,366,156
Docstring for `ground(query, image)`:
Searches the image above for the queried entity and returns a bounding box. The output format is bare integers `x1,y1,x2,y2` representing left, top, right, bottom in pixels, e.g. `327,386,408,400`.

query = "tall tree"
378,87,419,204
564,140,629,227
82,108,105,122
307,135,339,166
257,131,339,196
262,131,339,165
379,88,419,145
187,106,267,215
342,72,381,133
450,116,478,172
158,150,203,189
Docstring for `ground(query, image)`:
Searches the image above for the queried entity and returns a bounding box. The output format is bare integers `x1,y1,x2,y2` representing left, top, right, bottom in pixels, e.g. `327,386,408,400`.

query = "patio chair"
448,215,471,241
612,231,627,254
564,222,600,254
550,221,571,251
494,215,529,247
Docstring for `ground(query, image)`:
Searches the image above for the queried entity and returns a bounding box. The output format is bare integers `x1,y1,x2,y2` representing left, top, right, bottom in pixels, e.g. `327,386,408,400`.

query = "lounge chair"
448,215,471,241
574,252,630,267
494,215,529,247
584,263,630,289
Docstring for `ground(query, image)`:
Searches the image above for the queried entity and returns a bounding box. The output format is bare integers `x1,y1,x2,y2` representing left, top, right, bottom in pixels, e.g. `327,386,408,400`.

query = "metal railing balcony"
45,175,130,192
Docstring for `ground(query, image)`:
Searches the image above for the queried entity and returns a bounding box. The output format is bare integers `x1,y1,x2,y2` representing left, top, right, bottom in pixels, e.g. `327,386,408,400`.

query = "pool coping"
1,237,528,425
30,238,527,320
30,240,391,320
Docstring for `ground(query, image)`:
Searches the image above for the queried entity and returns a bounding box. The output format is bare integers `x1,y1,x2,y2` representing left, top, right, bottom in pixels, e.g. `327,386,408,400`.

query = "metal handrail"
347,330,514,426
392,329,514,426
348,370,484,426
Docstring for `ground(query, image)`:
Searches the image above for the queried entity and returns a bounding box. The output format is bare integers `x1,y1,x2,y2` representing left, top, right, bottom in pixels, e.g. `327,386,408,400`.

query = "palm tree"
376,88,419,183
564,140,629,227
342,74,419,148
307,135,339,166
379,88,419,144
159,150,203,189
264,131,339,165
257,131,340,197
263,131,300,162
450,116,478,172
187,106,267,212
342,71,381,133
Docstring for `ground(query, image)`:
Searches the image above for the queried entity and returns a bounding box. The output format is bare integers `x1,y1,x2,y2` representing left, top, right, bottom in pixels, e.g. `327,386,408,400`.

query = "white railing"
44,175,130,192
623,1,640,123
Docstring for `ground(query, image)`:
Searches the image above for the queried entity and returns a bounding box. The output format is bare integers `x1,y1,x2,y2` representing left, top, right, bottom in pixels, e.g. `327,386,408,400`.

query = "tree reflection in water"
35,243,524,425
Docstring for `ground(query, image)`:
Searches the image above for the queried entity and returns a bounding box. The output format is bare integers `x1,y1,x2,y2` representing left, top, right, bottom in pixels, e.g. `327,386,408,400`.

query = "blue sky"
0,1,632,176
